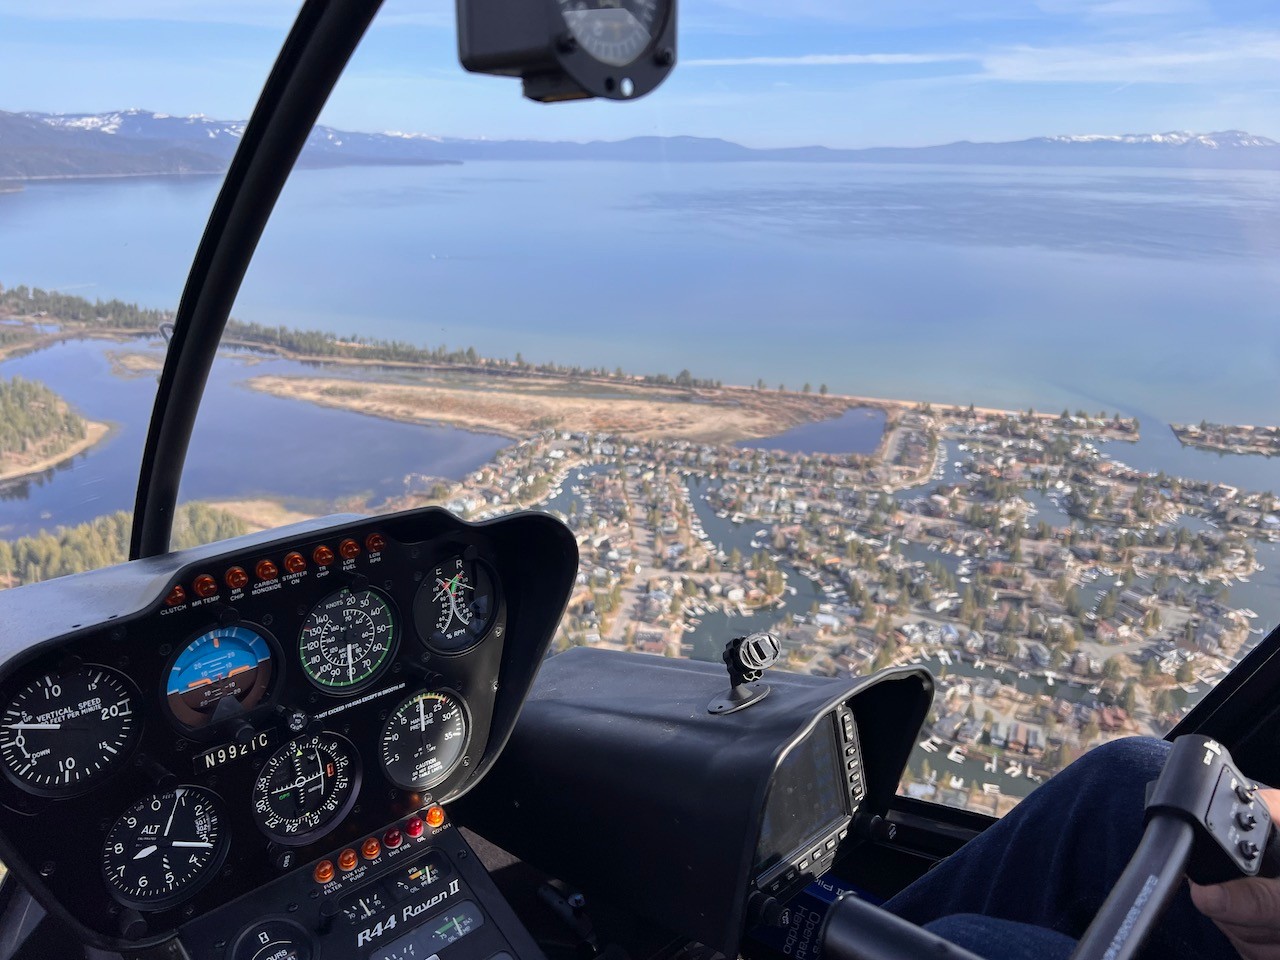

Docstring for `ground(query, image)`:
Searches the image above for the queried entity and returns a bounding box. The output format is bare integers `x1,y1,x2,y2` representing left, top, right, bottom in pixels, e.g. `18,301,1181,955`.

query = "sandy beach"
245,374,857,445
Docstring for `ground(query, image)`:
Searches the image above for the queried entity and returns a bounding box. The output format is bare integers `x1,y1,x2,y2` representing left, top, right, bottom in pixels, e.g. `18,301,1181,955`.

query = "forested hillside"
0,377,87,463
0,503,248,588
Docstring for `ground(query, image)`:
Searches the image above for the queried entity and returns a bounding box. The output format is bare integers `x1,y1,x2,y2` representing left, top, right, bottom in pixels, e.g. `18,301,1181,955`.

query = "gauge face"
380,691,469,791
558,0,665,68
251,732,360,846
166,625,275,729
299,588,396,692
102,786,227,908
0,665,139,796
414,557,497,653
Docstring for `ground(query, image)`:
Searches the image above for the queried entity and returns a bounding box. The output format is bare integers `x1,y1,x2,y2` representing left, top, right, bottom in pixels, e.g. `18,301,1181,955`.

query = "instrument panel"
0,508,578,951
458,647,934,959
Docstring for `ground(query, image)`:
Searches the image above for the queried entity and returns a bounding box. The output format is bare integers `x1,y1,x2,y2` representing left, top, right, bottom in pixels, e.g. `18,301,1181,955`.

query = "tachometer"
165,625,275,729
299,588,396,692
102,786,227,908
0,665,139,796
379,690,470,791
414,557,497,653
251,732,360,846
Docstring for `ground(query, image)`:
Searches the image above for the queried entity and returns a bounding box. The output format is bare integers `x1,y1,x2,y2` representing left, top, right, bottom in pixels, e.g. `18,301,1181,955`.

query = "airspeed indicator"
299,588,396,692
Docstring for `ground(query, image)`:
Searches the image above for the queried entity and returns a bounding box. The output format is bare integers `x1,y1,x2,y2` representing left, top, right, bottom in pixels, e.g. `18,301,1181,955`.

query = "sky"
1,0,1279,148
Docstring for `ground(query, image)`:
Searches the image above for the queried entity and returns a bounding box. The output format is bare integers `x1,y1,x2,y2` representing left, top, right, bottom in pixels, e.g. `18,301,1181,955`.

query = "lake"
0,338,508,538
0,161,1278,528
2,161,1279,432
737,407,887,455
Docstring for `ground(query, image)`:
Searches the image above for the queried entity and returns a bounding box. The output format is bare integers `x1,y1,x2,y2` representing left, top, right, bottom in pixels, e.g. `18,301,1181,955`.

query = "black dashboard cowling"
457,648,934,958
0,506,578,952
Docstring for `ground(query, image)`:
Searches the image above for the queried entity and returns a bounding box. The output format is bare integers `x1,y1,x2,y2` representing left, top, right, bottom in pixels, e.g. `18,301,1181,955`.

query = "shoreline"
2,318,1151,436
0,420,111,485
243,373,854,445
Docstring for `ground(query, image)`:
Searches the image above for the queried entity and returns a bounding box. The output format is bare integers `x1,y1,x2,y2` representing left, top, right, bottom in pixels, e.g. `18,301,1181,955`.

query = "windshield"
2,0,1279,819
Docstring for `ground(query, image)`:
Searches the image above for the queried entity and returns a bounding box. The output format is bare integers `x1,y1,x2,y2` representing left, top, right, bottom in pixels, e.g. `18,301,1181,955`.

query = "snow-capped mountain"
1041,131,1279,149
29,108,248,141
3,109,1280,182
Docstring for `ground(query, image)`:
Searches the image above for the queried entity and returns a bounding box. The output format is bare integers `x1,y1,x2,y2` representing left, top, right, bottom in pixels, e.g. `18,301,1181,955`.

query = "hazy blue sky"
1,0,1278,147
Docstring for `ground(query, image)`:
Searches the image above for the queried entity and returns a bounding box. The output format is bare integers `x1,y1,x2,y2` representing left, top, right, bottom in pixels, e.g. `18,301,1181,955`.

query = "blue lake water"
0,339,508,538
737,407,886,455
0,160,1278,529
2,162,1279,431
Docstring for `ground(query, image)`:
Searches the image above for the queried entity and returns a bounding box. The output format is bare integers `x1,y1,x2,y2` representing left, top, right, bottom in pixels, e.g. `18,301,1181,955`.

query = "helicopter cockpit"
2,3,1280,960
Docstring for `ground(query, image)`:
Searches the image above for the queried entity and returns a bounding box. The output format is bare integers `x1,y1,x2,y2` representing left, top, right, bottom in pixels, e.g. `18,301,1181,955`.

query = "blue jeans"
884,737,1238,960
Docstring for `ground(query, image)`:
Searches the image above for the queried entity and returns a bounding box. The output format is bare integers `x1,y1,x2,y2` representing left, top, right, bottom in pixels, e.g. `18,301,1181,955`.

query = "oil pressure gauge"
458,0,676,102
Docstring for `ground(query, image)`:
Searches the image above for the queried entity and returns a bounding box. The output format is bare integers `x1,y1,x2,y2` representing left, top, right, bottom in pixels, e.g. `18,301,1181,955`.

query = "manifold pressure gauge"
457,0,677,103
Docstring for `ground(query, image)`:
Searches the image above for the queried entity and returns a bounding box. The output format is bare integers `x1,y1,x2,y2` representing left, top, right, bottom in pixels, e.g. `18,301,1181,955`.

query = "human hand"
1190,789,1280,960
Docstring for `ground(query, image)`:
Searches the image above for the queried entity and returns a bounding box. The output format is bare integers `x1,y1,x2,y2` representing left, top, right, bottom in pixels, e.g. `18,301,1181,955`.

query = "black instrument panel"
0,507,578,951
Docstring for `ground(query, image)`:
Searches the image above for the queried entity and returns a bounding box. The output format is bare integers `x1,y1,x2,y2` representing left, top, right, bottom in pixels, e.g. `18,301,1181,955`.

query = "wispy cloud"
0,0,302,29
686,29,1280,85
981,30,1280,83
685,52,976,67
1035,0,1207,19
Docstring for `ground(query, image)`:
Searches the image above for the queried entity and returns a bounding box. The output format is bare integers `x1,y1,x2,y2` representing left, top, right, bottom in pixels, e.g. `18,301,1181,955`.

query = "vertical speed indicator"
0,665,140,796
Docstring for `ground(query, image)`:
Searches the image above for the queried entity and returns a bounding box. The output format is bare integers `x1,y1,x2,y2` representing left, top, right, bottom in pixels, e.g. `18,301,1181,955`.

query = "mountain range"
2,108,1279,182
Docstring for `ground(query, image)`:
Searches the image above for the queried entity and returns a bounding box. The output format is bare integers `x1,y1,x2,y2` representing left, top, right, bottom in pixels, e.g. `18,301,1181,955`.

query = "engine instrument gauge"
299,588,396,692
457,0,676,102
165,625,275,729
251,732,360,846
379,691,470,791
414,557,496,653
102,786,227,908
559,0,664,67
0,665,140,796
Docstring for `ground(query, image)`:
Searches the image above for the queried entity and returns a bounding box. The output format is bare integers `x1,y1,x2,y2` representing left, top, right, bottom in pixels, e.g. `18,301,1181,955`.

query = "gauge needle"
133,845,158,860
170,841,213,849
315,746,326,798
4,722,61,730
164,789,182,837
347,644,355,682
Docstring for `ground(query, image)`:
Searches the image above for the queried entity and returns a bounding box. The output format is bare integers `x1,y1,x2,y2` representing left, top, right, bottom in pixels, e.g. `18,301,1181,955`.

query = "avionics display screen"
754,714,849,875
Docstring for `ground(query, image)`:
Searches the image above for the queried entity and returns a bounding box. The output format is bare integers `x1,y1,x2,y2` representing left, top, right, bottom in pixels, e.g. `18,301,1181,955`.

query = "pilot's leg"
883,736,1235,960
923,915,1076,960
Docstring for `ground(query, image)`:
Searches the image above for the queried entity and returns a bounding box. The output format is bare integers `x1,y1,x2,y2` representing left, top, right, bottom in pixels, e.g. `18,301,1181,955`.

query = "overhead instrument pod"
457,0,677,102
